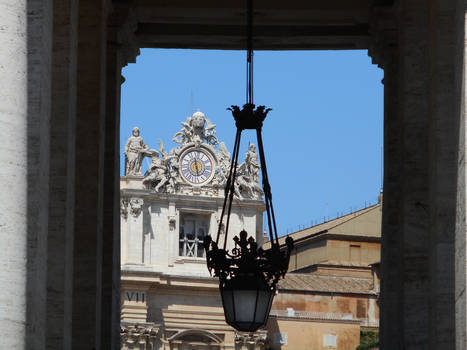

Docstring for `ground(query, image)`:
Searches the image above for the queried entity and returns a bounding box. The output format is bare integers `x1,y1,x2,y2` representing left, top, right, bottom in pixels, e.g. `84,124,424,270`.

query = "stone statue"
124,127,149,176
121,116,264,200
242,144,260,183
212,142,231,188
142,139,177,192
142,151,167,192
234,144,263,200
172,110,218,146
234,173,263,200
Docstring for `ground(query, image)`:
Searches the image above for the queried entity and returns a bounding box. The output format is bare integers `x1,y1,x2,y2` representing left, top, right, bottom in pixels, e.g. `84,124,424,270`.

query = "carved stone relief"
173,110,218,146
129,198,144,218
235,331,267,350
168,216,176,231
121,323,160,350
121,198,129,219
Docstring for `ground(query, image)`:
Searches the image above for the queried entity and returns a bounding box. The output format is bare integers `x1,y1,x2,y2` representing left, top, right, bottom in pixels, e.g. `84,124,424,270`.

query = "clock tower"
120,111,266,350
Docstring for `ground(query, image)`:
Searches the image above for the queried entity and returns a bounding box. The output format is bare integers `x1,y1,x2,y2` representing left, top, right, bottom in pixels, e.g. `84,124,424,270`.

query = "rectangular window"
324,334,337,348
179,214,209,257
350,244,361,263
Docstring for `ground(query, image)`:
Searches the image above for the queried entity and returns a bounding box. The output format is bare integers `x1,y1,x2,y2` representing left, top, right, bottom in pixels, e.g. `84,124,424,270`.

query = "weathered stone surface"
455,5,467,350
46,0,77,349
0,0,53,348
0,1,29,348
369,1,462,349
72,0,108,348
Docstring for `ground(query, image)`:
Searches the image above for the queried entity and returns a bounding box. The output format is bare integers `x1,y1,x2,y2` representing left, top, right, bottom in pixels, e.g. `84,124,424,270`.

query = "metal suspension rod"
216,129,241,245
223,130,243,250
247,0,253,105
256,128,279,245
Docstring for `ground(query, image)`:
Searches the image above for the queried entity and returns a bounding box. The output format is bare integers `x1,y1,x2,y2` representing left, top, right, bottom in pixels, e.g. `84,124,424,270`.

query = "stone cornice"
368,3,398,69
107,4,140,67
120,185,265,209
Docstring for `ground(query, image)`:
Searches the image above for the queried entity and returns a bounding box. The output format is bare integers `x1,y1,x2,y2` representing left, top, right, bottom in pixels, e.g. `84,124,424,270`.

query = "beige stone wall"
273,292,379,325
289,238,380,272
266,318,360,350
327,240,380,266
289,240,328,271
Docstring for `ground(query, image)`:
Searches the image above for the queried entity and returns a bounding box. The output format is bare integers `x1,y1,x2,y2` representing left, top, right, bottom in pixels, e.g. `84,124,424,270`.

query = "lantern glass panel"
220,276,275,332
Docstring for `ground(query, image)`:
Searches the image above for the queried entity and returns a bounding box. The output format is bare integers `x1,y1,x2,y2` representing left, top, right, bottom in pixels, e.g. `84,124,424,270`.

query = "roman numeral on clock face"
180,150,213,184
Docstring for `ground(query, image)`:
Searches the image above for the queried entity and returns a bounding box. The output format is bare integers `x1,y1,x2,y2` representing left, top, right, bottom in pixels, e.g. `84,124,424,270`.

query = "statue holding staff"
124,127,149,176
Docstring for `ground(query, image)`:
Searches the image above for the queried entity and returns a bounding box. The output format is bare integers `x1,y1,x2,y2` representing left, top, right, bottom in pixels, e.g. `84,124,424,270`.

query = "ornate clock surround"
178,144,217,186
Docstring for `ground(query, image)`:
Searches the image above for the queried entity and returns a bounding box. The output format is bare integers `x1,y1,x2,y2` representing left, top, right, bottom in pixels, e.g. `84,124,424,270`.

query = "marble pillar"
370,1,462,348
0,0,53,348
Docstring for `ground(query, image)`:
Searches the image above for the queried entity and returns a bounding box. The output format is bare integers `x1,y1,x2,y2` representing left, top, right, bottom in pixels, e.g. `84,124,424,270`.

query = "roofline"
280,232,381,250
266,203,381,247
277,288,378,297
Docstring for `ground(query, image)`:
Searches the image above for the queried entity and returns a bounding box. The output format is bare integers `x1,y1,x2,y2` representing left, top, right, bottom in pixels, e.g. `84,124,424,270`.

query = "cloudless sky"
121,49,384,236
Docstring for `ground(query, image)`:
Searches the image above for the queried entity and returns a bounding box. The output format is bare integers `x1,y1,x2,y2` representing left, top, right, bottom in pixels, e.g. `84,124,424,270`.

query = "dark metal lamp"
203,0,294,333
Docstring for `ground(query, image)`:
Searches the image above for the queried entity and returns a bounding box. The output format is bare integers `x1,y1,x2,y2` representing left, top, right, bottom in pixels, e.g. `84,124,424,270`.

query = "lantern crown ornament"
203,0,294,333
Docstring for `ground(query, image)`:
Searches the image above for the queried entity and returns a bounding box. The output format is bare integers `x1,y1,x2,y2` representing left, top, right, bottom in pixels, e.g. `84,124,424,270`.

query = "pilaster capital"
368,4,398,69
129,197,144,217
120,322,161,349
235,330,267,348
121,197,129,219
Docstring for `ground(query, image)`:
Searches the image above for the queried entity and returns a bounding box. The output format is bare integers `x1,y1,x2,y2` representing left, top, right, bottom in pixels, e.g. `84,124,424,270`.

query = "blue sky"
121,49,384,236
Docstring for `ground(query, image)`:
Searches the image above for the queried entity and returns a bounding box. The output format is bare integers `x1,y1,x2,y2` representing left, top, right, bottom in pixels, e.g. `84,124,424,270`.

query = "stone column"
101,8,139,345
456,3,467,349
370,1,463,349
425,1,459,348
72,0,108,348
0,0,52,349
0,2,28,347
369,6,401,348
46,0,78,349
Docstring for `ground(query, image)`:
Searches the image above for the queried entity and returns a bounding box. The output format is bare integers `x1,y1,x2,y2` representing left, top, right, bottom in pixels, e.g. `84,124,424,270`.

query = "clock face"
180,149,213,185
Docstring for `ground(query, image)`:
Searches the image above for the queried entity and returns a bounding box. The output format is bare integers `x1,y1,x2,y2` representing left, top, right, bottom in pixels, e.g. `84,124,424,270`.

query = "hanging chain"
247,0,254,105
215,0,280,249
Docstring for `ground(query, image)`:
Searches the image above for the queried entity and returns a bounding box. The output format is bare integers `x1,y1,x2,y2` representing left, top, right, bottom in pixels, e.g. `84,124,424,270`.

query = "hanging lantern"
203,0,294,333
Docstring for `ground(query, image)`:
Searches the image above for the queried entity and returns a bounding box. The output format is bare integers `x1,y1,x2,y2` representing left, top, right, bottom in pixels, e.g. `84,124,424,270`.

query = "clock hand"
195,154,202,176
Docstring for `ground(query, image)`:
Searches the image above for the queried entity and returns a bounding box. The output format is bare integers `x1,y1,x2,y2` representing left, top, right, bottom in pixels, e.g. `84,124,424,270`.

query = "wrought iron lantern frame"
203,0,294,333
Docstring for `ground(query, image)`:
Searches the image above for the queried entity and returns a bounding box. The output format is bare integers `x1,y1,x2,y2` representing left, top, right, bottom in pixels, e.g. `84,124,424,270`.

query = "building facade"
120,112,266,349
1,1,465,348
120,112,381,350
265,203,382,350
